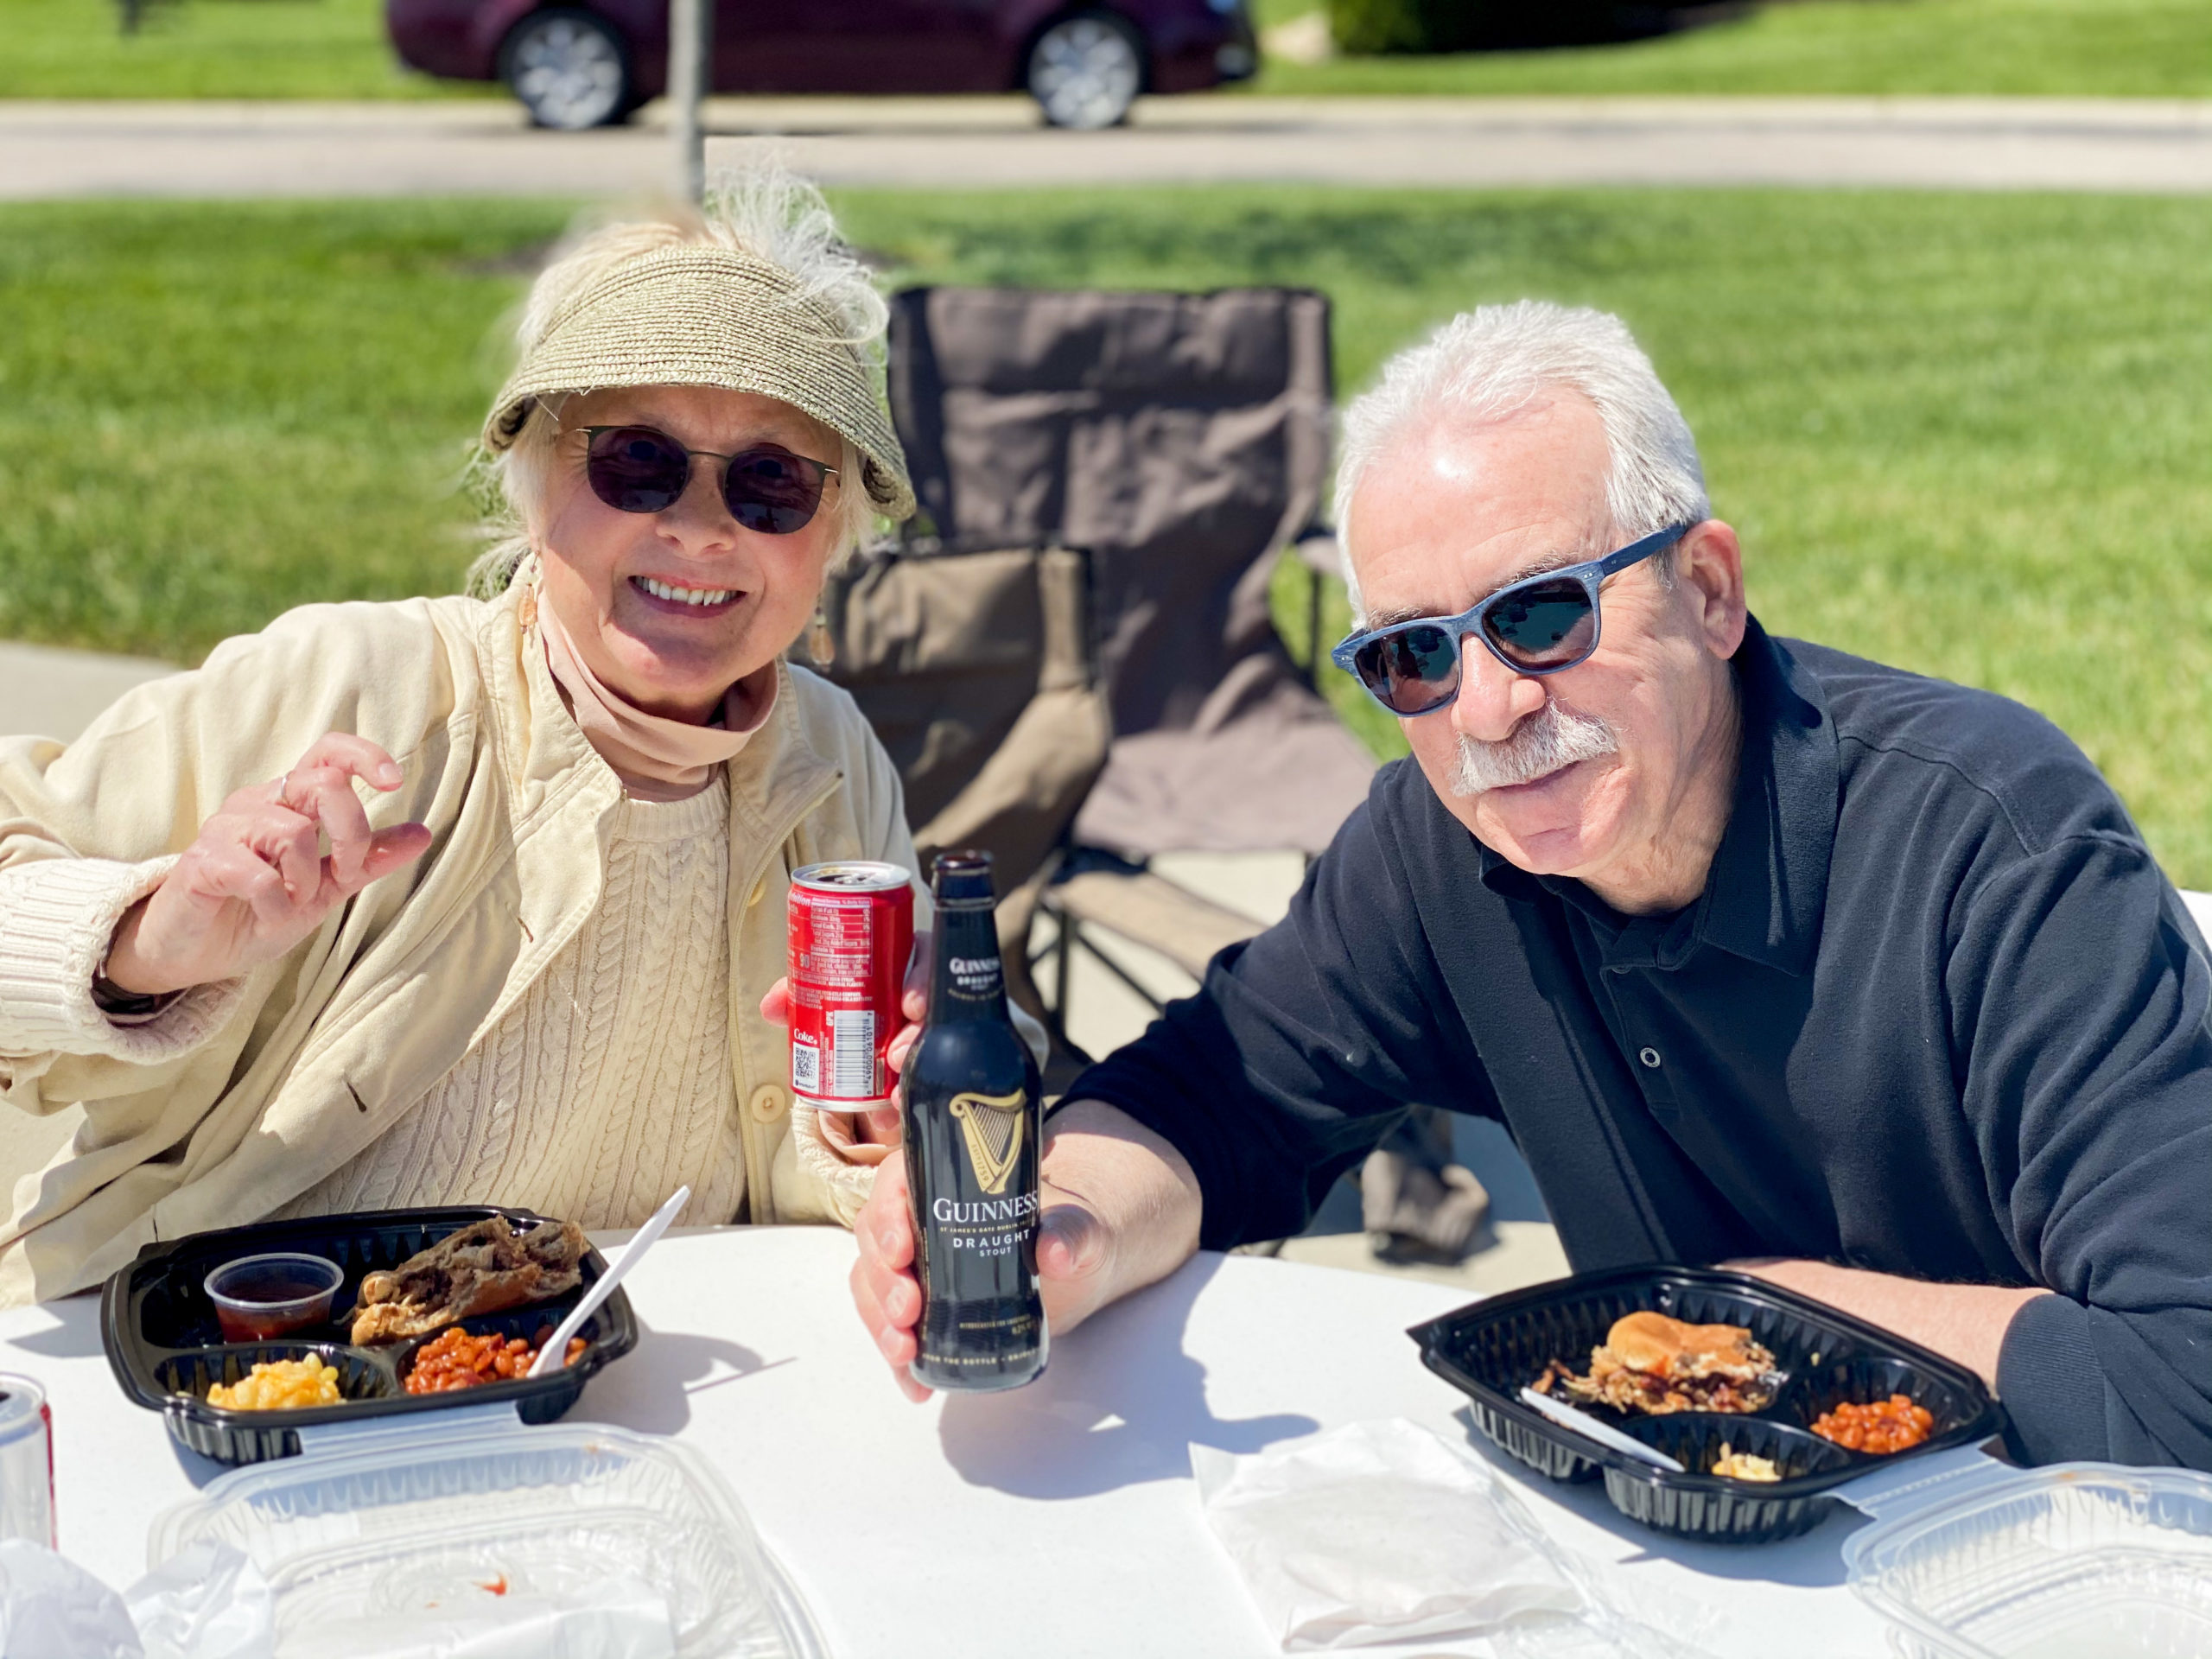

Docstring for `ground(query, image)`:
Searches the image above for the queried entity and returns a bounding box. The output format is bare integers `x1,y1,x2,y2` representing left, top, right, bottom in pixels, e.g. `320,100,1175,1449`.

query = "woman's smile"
629,574,745,617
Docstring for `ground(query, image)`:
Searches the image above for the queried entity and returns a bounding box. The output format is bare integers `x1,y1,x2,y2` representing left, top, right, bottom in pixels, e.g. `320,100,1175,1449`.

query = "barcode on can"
830,1008,876,1097
791,1040,821,1094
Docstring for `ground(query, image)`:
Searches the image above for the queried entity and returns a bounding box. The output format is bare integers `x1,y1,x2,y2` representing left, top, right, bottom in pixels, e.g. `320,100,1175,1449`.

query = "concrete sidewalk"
10,94,2212,198
0,634,1567,1300
0,639,175,742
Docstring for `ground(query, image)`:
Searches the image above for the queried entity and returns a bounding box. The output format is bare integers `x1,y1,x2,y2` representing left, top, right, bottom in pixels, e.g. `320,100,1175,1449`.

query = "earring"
806,600,835,668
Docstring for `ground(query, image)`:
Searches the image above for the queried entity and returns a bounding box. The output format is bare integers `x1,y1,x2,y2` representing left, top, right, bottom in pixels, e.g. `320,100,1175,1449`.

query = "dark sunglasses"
1330,524,1694,717
581,425,839,535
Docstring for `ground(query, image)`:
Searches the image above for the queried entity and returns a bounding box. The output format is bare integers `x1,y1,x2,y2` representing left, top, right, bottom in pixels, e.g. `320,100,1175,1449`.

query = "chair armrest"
1048,868,1267,982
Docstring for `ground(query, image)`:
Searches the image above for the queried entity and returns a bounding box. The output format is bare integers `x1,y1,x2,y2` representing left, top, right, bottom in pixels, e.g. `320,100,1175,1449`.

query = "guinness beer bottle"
903,849,1046,1391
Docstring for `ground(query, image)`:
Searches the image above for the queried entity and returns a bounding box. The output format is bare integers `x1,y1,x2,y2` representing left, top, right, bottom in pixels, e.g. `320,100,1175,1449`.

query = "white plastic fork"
528,1185,690,1379
1518,1384,1688,1472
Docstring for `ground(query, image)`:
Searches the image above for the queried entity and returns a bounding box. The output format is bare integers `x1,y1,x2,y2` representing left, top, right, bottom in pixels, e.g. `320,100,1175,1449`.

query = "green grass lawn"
1249,0,2212,99
5,188,2212,883
0,0,478,99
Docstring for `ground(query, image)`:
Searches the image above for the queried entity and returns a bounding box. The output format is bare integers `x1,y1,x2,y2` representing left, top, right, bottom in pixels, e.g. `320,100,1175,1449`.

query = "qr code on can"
791,1041,821,1093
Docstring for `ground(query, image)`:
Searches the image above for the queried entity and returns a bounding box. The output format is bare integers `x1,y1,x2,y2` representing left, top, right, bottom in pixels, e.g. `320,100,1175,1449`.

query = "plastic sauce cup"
203,1253,343,1344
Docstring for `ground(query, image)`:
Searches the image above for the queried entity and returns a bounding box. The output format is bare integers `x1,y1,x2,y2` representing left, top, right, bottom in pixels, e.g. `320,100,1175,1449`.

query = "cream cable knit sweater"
278,777,746,1229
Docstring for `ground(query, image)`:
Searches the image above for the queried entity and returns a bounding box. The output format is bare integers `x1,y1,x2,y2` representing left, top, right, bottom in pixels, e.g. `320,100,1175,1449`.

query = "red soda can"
0,1374,54,1548
788,861,915,1111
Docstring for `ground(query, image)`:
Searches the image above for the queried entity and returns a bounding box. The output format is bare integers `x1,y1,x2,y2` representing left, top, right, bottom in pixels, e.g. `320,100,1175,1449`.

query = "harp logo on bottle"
947,1087,1027,1194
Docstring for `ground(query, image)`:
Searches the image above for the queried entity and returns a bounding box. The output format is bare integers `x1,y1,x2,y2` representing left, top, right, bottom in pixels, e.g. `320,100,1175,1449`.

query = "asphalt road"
9,94,2212,198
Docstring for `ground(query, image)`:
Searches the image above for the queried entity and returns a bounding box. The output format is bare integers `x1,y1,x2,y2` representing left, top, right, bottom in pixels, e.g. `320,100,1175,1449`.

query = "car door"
714,0,1006,93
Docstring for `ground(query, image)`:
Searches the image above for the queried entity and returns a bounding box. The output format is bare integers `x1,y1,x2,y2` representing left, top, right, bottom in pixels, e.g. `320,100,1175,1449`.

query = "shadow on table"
1451,1407,1862,1589
5,1290,107,1361
169,1440,231,1490
575,1318,792,1436
937,1254,1318,1499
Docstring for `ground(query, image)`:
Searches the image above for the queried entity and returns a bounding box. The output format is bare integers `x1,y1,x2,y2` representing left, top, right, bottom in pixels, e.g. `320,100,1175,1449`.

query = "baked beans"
1810,1393,1934,1454
404,1326,587,1395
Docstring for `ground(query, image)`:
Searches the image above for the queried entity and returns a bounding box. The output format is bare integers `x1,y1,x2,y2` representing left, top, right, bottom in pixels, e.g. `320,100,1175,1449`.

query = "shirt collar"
1475,615,1839,977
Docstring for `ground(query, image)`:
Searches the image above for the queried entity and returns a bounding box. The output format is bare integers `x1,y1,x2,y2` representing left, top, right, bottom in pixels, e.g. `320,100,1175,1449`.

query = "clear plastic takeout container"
1843,1461,2212,1659
149,1401,824,1659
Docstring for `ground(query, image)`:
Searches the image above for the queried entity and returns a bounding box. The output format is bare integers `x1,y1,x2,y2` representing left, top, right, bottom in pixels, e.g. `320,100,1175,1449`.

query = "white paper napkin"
125,1543,272,1659
1192,1419,1582,1651
0,1540,143,1659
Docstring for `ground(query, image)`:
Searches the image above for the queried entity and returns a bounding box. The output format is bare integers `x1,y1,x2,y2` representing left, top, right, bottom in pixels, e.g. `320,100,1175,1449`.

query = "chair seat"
1074,677,1377,861
1048,868,1267,982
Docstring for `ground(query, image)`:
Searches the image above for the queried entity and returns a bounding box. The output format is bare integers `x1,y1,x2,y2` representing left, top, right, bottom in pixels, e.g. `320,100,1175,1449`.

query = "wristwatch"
91,948,181,1020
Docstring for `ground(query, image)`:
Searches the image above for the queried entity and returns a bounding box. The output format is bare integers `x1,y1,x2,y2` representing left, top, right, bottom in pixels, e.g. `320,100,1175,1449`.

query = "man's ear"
1676,520,1748,661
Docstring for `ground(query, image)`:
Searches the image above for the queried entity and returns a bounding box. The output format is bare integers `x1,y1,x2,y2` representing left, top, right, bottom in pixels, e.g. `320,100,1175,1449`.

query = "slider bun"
1604,1310,1758,1374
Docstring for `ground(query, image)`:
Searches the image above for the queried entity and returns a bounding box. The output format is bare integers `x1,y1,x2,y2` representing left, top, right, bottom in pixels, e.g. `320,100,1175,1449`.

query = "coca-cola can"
0,1375,54,1548
788,861,915,1112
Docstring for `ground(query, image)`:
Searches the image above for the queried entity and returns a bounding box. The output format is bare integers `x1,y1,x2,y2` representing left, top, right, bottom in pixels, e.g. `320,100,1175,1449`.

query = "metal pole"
668,0,710,204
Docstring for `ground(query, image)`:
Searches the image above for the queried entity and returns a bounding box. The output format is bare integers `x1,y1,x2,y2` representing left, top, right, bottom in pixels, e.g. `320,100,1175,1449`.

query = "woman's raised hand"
102,734,434,997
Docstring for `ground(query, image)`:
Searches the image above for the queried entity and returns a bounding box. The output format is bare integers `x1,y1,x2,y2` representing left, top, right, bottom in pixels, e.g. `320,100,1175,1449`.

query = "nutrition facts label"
797,899,877,985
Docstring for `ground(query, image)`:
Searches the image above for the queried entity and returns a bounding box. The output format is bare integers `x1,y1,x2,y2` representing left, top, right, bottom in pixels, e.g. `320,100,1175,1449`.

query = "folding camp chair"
791,542,1110,1091
885,283,1378,1031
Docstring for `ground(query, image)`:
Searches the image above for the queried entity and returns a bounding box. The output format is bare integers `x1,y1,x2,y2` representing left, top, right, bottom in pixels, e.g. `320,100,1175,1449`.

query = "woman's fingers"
860,1106,903,1146
885,1022,920,1077
100,733,424,999
759,978,791,1026
902,928,931,1026
194,839,301,934
281,764,377,887
347,823,435,891
238,801,325,906
289,732,406,792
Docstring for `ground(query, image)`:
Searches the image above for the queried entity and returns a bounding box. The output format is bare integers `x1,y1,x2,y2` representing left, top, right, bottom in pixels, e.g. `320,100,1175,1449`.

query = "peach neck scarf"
537,594,777,803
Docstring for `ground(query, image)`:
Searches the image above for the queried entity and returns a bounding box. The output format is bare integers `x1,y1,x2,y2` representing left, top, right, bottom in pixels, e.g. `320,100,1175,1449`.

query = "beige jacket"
0,574,918,1304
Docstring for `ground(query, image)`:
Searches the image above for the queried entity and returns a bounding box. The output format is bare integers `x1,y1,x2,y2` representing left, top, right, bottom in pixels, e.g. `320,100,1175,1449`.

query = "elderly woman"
0,176,922,1303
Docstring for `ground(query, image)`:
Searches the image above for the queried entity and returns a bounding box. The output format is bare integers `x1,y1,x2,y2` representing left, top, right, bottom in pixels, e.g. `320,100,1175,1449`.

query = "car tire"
1027,10,1145,130
500,9,634,131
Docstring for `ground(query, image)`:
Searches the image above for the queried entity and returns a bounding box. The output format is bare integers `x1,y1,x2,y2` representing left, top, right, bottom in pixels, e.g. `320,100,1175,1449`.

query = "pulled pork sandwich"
1534,1310,1780,1416
350,1217,588,1344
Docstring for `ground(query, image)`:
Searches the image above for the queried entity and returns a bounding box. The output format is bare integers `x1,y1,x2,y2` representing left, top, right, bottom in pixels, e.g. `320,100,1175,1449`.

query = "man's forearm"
1728,1258,2048,1391
1039,1098,1204,1329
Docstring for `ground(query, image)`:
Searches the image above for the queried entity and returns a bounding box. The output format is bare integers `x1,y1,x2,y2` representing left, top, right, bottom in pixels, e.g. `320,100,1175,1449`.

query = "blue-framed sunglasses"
1330,523,1694,717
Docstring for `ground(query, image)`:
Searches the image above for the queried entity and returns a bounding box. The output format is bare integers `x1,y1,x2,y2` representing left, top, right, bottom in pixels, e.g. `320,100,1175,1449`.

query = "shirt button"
1638,1046,1662,1070
749,1084,789,1122
747,874,768,908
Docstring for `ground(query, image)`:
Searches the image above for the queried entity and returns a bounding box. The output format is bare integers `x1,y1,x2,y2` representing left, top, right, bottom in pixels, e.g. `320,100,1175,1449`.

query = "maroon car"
387,0,1257,130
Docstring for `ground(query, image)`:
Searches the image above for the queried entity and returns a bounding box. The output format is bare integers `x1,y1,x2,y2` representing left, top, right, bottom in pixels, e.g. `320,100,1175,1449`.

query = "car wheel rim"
512,19,625,129
1031,20,1139,130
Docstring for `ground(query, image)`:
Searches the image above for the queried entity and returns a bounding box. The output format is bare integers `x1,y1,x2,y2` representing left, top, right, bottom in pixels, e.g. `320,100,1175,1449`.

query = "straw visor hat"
481,244,916,522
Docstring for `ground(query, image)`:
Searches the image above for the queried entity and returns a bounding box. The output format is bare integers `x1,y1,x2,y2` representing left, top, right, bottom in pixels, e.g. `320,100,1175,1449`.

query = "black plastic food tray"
101,1205,639,1466
1408,1265,2005,1545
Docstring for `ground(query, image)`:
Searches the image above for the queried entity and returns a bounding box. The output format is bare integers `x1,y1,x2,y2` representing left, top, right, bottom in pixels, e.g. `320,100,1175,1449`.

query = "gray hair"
1334,301,1709,621
468,165,883,596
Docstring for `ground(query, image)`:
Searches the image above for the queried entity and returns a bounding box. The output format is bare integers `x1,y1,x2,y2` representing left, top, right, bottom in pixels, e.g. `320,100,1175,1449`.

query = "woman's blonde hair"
468,167,890,596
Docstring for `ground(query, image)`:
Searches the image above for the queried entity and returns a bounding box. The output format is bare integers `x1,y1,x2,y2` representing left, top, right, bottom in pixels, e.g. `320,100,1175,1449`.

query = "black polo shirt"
1071,618,2212,1470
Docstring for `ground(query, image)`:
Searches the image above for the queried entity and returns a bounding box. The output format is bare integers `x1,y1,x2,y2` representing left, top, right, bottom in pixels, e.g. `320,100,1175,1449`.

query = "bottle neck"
927,903,1007,1024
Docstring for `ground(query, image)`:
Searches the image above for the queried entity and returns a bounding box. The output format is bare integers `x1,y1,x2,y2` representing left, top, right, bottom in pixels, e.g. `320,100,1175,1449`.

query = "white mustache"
1447,700,1619,796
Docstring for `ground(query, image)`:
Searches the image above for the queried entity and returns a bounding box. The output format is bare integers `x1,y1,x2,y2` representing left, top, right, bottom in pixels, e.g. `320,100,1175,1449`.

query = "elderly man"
850,301,2212,1470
